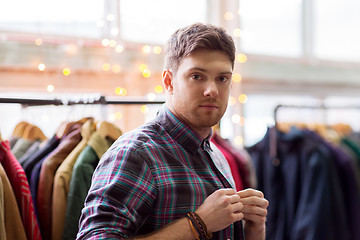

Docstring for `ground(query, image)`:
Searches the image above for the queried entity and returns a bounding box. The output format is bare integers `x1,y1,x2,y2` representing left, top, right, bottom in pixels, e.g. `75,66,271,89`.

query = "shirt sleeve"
76,141,157,239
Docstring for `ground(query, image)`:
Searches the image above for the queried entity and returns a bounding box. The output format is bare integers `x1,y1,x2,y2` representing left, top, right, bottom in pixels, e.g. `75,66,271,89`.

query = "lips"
199,103,218,109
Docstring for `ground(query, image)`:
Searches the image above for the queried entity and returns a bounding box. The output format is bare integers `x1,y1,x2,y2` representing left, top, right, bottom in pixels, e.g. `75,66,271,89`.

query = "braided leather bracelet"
187,212,213,240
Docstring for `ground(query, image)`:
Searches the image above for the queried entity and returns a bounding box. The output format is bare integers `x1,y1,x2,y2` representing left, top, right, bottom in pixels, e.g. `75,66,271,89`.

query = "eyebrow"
188,67,232,75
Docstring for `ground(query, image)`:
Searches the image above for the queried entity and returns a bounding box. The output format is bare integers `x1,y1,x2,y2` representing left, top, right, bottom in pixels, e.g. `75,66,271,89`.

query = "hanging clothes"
247,126,351,240
52,119,96,240
23,135,61,184
0,162,27,240
37,122,83,240
0,141,42,240
211,133,256,190
62,130,116,240
211,133,244,191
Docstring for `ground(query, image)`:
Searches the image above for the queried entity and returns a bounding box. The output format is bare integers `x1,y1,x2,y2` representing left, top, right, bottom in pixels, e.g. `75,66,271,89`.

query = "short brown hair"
164,23,236,73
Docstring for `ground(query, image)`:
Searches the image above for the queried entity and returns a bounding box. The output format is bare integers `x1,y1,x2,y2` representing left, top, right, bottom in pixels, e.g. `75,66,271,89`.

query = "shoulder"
98,121,173,166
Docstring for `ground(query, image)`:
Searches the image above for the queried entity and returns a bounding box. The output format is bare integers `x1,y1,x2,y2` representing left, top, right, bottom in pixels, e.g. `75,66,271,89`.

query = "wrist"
186,212,212,240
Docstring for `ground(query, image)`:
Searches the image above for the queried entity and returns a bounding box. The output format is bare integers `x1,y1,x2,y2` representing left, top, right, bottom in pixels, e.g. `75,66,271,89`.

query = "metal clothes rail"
274,104,360,127
0,95,165,106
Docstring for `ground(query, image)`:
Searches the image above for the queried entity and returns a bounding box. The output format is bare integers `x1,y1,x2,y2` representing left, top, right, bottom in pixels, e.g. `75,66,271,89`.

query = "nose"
203,80,219,97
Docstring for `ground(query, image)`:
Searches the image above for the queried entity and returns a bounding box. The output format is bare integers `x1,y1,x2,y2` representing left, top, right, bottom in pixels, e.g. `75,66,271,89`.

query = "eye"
191,74,203,80
218,76,229,82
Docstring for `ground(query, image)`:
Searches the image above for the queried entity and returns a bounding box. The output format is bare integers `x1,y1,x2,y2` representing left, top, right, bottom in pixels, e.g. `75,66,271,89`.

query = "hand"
237,189,268,234
195,188,244,233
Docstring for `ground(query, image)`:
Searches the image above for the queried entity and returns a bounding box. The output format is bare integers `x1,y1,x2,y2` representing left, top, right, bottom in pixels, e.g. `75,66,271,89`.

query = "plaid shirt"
77,105,244,240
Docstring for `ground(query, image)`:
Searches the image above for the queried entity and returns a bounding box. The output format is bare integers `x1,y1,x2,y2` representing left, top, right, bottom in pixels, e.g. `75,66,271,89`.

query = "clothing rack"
272,104,360,159
0,95,165,106
274,104,360,127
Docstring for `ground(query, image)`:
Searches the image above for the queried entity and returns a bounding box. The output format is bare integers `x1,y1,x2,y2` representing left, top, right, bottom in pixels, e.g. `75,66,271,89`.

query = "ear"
162,69,174,94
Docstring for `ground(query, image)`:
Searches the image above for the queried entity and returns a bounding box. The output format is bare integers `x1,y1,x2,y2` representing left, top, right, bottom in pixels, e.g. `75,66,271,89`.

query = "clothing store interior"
1,0,360,239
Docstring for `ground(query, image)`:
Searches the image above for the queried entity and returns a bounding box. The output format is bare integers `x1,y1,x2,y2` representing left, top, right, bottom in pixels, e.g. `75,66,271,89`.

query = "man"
77,23,268,240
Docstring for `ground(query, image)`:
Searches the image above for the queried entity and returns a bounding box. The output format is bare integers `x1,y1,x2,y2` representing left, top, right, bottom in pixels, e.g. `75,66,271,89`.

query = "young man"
77,23,268,240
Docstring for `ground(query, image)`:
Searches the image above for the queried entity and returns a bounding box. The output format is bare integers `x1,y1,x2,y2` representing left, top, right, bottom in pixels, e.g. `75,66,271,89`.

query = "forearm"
134,218,195,240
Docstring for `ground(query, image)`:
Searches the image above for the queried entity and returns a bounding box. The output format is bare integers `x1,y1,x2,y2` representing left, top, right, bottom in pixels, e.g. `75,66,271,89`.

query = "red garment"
0,141,41,240
212,133,254,189
211,136,244,191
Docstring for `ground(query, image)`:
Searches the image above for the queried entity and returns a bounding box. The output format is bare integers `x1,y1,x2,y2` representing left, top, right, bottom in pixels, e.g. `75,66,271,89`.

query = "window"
0,0,103,38
119,0,207,44
239,0,302,57
314,0,360,62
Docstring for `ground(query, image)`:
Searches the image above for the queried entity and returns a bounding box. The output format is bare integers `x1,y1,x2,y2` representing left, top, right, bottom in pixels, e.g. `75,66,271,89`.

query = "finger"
243,212,267,224
237,188,264,198
221,188,236,196
240,197,269,209
232,212,244,222
231,201,244,213
229,194,241,204
242,204,268,217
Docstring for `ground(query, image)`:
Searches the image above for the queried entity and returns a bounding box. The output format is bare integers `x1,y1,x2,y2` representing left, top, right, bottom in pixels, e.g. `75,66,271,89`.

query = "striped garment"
0,141,41,240
77,105,244,240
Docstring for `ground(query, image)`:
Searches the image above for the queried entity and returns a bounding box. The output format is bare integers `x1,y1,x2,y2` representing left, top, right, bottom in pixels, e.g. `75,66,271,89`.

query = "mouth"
199,104,218,110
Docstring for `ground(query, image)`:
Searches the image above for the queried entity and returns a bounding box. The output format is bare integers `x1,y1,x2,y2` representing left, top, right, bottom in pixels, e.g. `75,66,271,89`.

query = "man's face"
164,48,233,138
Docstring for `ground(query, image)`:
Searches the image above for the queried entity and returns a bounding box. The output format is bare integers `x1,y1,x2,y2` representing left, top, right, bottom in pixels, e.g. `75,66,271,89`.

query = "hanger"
56,117,93,139
12,121,30,138
56,121,71,139
22,124,47,141
96,121,122,141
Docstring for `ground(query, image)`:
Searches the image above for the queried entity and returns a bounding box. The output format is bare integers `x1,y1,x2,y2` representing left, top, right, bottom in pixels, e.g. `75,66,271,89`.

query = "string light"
232,73,242,83
115,45,124,53
224,12,234,20
232,114,241,124
142,69,151,78
153,46,162,54
147,93,156,101
109,40,117,48
139,64,148,72
238,94,248,104
102,63,111,71
115,87,127,96
47,84,54,92
112,64,121,73
115,112,123,120
106,14,115,21
236,53,248,63
63,68,71,76
35,38,43,46
142,45,152,54
109,113,116,121
101,38,109,47
38,63,46,71
141,105,149,114
155,85,163,94
233,28,241,38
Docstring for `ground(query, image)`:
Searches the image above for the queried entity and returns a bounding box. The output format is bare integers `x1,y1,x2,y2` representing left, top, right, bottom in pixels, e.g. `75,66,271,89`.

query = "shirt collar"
157,105,212,152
